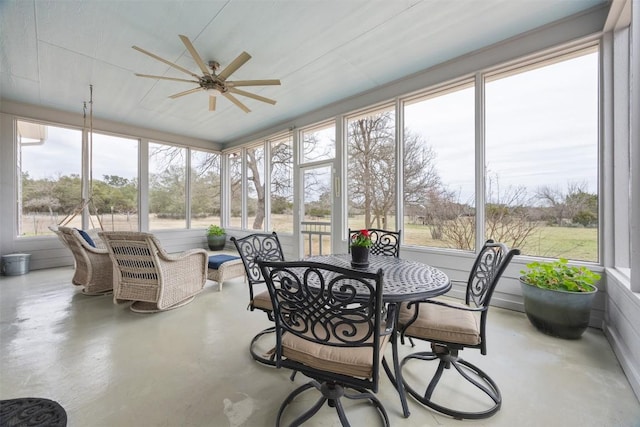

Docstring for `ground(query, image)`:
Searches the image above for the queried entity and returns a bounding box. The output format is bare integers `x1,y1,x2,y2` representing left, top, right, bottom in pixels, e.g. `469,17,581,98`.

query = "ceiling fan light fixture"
202,80,226,95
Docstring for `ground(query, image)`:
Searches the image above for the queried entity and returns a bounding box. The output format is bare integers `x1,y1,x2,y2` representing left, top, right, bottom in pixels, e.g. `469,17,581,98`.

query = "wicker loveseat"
99,231,208,313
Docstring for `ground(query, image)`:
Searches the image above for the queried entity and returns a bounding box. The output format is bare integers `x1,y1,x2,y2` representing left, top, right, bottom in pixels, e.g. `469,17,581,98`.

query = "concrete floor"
1,267,639,427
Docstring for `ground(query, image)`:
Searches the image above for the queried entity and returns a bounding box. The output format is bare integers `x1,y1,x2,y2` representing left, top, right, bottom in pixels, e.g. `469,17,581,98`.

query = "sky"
19,52,598,206
404,52,598,203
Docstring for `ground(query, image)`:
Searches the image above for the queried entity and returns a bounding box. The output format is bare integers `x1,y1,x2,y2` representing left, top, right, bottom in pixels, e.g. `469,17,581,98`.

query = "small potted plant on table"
350,229,372,268
207,225,227,251
519,258,600,339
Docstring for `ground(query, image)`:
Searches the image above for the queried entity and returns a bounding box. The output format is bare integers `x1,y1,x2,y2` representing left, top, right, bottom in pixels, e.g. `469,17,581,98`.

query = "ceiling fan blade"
223,92,251,113
209,95,216,111
132,45,200,79
228,87,277,105
178,34,212,77
169,87,204,99
135,73,198,84
217,52,251,81
227,79,281,87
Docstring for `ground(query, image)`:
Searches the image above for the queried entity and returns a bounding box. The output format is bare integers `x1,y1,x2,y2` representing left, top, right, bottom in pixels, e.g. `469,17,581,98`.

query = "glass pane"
302,166,332,256
91,133,139,231
18,121,82,236
270,137,293,233
246,146,265,230
346,108,396,231
228,151,242,228
302,124,335,163
190,150,221,229
149,143,186,230
485,50,599,261
403,84,475,251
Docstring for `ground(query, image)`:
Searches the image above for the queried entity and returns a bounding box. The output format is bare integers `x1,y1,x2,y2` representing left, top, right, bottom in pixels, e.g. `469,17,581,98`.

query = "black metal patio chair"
257,259,394,426
397,240,519,419
231,232,285,365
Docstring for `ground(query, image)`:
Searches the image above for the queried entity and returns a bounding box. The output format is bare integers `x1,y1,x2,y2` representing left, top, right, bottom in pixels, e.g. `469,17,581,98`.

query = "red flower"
351,229,372,248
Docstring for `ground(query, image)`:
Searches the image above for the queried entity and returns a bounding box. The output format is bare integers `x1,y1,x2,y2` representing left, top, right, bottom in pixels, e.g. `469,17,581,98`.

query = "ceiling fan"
132,35,280,113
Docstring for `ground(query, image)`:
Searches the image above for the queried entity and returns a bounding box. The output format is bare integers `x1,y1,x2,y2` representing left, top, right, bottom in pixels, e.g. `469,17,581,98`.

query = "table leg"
383,303,411,418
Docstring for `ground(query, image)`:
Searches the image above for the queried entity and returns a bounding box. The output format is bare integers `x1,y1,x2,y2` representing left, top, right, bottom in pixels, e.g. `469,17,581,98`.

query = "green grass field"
23,213,598,262
366,219,598,262
518,226,597,262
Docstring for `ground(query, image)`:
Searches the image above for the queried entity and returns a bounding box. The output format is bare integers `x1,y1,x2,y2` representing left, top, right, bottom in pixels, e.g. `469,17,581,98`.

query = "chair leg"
332,397,351,427
401,349,502,420
250,326,277,366
452,359,501,406
277,381,325,427
277,380,389,427
343,388,390,427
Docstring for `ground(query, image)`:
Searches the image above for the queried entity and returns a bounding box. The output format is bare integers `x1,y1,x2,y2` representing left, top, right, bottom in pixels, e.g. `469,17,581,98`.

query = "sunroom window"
484,47,599,262
346,106,397,232
402,81,476,251
17,120,82,236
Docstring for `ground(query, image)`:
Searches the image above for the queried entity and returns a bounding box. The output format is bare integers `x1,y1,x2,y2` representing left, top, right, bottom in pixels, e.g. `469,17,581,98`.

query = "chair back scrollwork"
231,232,285,305
465,240,514,309
258,260,390,388
348,228,401,257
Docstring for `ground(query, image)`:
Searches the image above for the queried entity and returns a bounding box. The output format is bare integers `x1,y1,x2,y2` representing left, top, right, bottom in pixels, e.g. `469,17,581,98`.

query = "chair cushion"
208,254,240,269
399,299,481,346
75,229,96,247
251,290,273,311
282,325,390,379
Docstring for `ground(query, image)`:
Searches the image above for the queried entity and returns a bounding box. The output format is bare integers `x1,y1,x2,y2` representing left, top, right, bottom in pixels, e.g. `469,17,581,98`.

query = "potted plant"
519,258,600,339
350,229,372,267
207,225,227,251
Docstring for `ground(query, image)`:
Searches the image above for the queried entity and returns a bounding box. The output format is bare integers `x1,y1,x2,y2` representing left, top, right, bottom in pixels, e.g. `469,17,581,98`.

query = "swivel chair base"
276,380,390,427
250,326,277,366
401,344,501,420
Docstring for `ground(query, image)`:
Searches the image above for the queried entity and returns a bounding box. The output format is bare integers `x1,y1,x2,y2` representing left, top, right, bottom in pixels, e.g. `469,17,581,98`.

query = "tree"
436,196,475,249
246,146,265,229
348,113,393,228
244,140,294,229
149,164,186,218
347,112,441,229
536,182,597,226
437,174,540,251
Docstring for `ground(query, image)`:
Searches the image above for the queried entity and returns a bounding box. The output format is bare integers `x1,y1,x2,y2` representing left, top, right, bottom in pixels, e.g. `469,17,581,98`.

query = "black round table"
305,254,451,302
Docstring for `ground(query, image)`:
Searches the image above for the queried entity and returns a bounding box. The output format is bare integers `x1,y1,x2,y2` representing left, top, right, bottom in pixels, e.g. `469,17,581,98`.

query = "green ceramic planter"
519,278,596,339
207,234,227,251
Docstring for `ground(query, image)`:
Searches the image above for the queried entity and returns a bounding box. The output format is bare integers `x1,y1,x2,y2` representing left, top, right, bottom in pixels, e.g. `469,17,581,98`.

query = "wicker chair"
348,228,401,257
99,231,208,313
257,259,393,426
57,226,113,295
398,240,520,419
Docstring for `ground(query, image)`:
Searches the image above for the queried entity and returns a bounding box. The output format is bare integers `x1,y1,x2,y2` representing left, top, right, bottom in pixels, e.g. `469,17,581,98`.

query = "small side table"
207,255,245,291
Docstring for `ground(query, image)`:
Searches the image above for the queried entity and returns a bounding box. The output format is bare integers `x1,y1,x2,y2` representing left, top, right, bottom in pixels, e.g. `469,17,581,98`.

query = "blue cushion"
75,229,96,247
208,254,240,270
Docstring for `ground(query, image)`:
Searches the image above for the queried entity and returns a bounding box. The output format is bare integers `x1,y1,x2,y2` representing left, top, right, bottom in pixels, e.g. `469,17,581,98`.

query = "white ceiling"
0,0,606,144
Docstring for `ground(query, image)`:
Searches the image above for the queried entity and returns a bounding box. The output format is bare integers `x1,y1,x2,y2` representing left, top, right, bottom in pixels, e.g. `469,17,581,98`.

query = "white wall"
601,0,640,401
